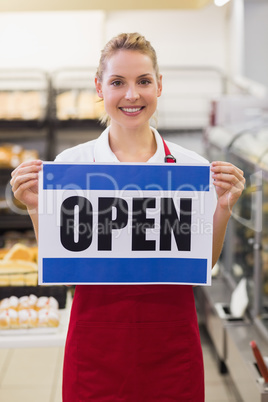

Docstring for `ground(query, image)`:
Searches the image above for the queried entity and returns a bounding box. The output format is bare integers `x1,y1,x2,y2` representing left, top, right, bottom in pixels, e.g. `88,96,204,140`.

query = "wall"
226,0,244,78
105,6,227,69
244,0,268,88
0,11,104,70
0,5,227,71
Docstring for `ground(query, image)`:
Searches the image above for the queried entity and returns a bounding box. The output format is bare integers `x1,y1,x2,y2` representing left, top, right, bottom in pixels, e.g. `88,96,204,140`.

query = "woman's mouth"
119,106,145,116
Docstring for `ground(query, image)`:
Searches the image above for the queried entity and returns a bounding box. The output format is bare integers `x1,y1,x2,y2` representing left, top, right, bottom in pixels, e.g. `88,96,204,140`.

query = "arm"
10,160,42,241
211,161,245,267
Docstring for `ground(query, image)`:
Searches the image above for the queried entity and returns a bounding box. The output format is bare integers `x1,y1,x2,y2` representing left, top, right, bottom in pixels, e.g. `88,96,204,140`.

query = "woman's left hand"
211,161,245,214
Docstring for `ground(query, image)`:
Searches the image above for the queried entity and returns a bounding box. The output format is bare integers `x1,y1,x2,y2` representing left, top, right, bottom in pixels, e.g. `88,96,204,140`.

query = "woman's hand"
10,160,42,212
211,161,245,214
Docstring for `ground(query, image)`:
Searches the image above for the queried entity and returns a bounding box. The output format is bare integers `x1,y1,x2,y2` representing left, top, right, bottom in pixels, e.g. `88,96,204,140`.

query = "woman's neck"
108,123,157,162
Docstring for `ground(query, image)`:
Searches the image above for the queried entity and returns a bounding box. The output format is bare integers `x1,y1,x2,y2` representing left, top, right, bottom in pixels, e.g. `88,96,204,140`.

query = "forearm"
28,208,39,242
212,204,232,268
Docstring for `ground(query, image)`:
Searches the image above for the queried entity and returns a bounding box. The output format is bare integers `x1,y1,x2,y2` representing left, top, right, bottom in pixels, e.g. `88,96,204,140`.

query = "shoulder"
54,139,97,162
164,140,209,164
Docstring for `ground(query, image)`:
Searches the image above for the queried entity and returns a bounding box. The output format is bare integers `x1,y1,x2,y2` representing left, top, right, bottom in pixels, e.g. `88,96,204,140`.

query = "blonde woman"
11,33,245,401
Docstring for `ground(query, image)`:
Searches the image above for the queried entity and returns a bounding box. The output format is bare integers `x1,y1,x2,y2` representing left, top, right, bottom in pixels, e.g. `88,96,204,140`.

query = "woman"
10,33,245,401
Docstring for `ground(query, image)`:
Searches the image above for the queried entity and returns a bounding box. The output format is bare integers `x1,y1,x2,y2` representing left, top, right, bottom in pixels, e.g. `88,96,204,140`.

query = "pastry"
38,308,59,328
0,310,10,329
9,309,19,328
18,296,30,311
3,243,33,262
0,298,11,311
36,296,59,311
28,294,38,309
18,309,30,328
28,309,38,328
9,296,19,310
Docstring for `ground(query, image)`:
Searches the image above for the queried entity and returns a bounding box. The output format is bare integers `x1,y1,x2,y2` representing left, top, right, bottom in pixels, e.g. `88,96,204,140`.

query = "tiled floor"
201,326,243,402
0,325,242,402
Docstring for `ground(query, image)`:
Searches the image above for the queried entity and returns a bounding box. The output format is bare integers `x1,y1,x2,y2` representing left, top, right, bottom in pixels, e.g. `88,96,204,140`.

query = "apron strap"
162,137,176,163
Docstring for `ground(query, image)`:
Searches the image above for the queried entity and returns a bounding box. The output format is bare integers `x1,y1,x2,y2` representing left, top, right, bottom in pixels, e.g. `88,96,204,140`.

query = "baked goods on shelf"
0,91,45,120
0,295,60,330
0,243,38,286
3,243,34,262
0,143,39,168
38,308,60,328
2,231,37,250
56,90,104,120
36,296,59,311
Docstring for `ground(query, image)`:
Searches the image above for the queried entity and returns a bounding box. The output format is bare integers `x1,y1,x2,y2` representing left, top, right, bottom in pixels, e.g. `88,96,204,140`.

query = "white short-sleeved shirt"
55,126,209,165
55,126,217,212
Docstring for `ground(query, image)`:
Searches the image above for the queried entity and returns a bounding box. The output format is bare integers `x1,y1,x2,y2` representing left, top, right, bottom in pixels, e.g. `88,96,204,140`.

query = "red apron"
62,141,205,402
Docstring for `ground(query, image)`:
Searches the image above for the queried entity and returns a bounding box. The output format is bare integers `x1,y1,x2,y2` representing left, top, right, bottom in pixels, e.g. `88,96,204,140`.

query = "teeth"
121,107,142,113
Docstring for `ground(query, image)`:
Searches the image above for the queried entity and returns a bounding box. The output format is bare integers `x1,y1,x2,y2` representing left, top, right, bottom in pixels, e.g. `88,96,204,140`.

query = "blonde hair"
96,32,160,126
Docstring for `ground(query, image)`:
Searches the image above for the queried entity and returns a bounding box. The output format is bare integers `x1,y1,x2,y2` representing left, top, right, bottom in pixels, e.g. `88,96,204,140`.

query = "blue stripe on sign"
43,164,210,191
42,258,207,284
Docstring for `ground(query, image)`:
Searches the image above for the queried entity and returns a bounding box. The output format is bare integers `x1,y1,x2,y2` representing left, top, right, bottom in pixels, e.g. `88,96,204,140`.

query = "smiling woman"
10,32,245,402
95,50,162,144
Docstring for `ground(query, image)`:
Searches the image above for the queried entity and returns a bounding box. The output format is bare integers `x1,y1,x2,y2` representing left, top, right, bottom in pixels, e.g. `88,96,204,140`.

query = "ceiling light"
214,0,231,6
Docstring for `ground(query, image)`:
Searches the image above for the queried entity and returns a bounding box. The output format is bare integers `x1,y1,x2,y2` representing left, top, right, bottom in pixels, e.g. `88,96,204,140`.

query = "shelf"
0,292,72,349
53,118,102,130
0,214,32,231
0,120,47,130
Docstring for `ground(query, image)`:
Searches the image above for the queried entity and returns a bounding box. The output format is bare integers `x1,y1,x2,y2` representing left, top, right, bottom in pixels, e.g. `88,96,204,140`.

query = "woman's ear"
95,77,103,98
157,74,163,97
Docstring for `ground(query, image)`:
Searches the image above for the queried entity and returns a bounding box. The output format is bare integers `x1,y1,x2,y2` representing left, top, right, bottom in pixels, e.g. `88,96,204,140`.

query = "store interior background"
1,0,268,401
1,0,268,85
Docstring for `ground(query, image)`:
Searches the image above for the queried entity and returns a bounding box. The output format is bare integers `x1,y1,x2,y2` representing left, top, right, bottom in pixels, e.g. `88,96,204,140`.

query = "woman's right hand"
10,160,42,212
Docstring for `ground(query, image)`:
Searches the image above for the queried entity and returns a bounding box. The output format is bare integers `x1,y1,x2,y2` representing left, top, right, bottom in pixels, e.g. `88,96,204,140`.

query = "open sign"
38,163,215,285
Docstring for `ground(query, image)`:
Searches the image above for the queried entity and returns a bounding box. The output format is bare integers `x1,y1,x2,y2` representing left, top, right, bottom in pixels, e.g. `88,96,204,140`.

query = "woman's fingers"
10,161,42,184
11,159,42,177
10,160,42,209
211,162,245,187
211,161,245,211
13,179,38,198
11,172,39,193
211,160,243,174
212,171,245,189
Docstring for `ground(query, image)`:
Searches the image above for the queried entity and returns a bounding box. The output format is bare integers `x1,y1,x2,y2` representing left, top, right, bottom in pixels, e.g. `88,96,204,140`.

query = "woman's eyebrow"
109,73,153,79
109,75,124,78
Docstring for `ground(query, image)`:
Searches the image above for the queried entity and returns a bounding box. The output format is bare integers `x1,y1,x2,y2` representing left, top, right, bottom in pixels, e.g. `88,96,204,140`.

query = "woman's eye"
111,80,122,87
139,79,151,85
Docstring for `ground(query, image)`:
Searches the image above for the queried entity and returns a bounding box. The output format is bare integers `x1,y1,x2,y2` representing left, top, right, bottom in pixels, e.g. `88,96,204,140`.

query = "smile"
119,107,145,113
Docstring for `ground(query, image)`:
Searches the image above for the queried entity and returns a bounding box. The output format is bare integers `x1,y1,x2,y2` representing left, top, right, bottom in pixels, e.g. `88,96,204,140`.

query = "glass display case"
258,150,268,326
203,125,257,273
224,128,268,317
204,126,235,162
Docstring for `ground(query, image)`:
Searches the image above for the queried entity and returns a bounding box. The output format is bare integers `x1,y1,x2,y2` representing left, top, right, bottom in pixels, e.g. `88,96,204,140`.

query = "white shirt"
55,126,209,165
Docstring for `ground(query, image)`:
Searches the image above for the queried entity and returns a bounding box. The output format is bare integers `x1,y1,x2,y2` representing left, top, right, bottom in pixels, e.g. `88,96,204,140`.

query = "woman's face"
95,50,162,131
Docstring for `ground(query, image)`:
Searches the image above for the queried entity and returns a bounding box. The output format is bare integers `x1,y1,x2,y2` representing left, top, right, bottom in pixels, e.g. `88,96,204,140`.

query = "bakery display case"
254,149,268,335
194,102,268,398
0,69,49,122
0,69,51,154
204,125,235,162
0,70,69,325
0,69,51,236
50,68,103,157
224,129,268,317
203,125,246,273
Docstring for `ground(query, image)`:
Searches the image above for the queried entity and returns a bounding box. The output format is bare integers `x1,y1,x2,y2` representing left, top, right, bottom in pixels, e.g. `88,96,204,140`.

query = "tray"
0,327,58,336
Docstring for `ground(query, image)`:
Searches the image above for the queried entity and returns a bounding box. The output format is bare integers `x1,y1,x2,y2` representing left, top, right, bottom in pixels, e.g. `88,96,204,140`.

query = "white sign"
38,162,215,285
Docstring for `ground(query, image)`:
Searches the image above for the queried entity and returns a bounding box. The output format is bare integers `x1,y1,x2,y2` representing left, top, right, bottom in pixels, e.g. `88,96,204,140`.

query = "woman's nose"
125,85,140,101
